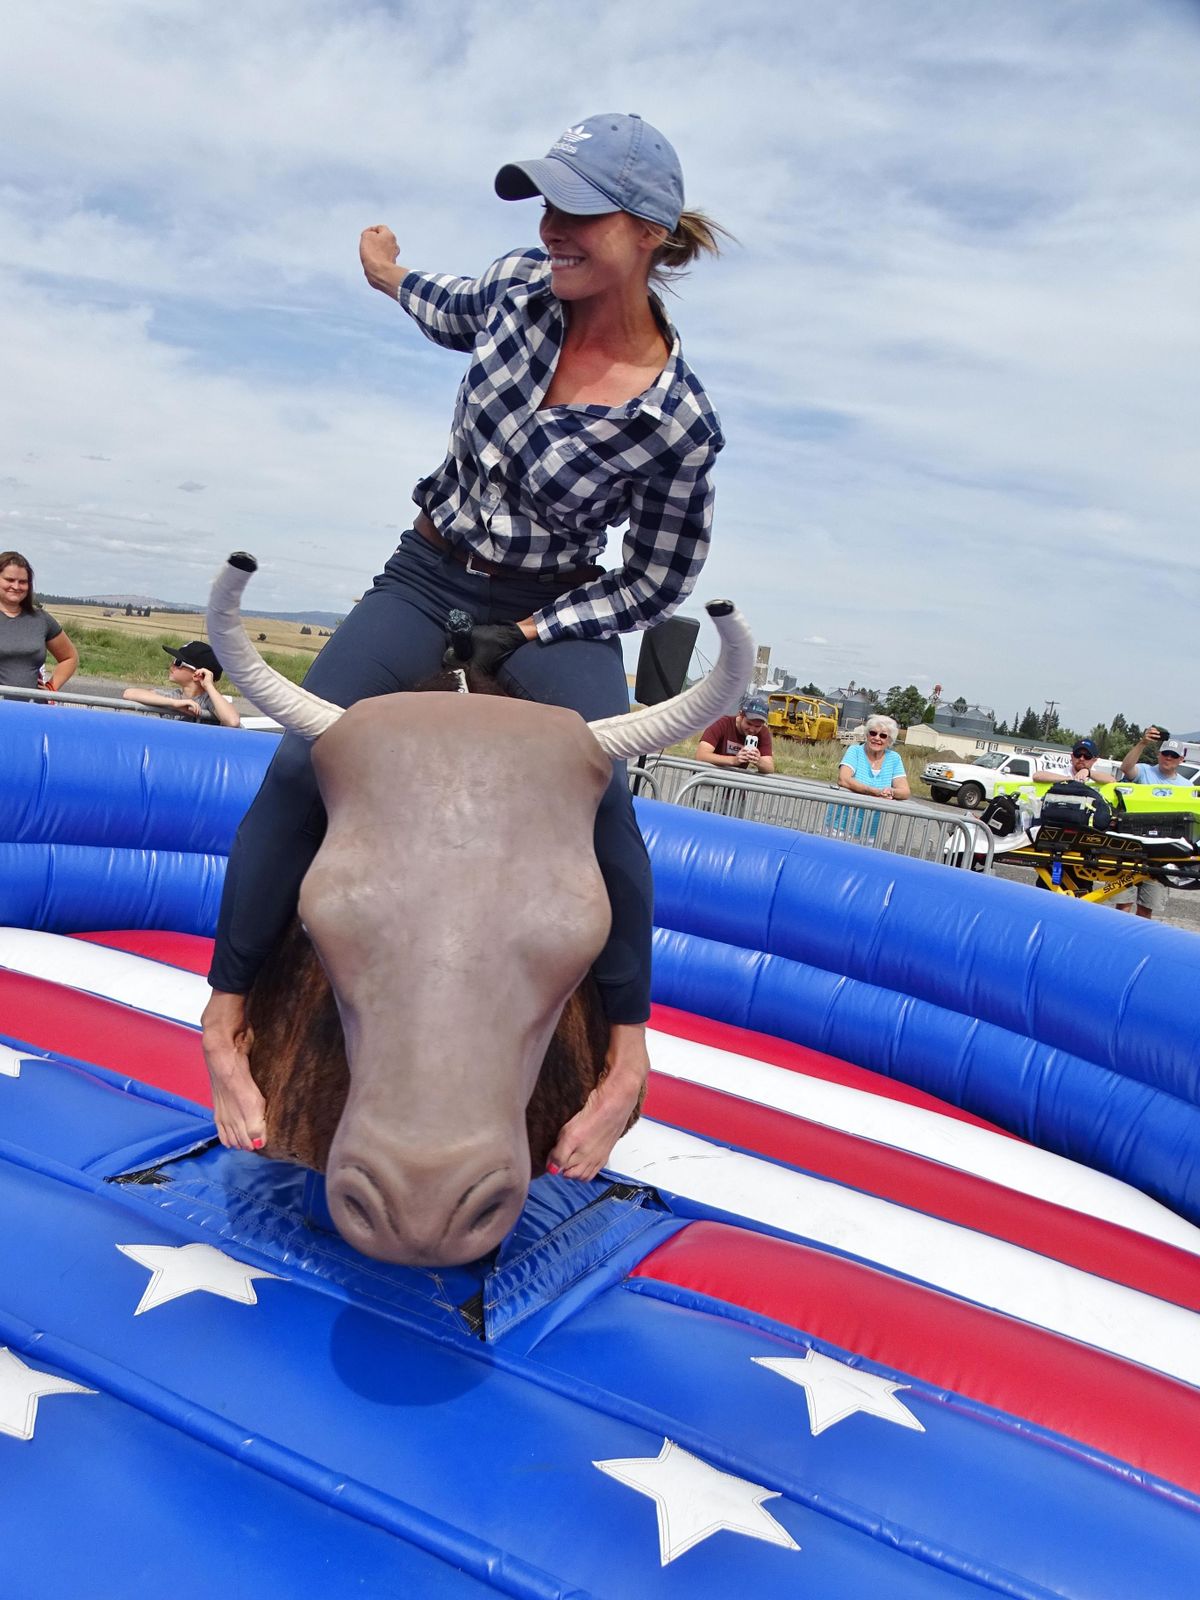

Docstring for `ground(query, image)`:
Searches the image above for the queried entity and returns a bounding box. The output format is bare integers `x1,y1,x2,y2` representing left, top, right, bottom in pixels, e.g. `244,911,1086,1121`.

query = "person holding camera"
1120,726,1190,787
696,696,775,773
1115,725,1190,918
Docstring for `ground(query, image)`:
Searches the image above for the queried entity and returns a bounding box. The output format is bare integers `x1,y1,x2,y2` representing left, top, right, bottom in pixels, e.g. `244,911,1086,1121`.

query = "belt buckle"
464,550,489,578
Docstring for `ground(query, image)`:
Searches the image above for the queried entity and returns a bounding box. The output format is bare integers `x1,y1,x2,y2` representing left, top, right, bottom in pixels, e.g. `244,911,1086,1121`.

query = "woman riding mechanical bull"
203,112,733,1184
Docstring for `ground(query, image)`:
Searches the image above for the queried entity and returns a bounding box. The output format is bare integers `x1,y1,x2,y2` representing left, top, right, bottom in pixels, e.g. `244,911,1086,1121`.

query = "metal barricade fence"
0,684,153,714
0,690,986,867
629,756,991,872
0,683,279,730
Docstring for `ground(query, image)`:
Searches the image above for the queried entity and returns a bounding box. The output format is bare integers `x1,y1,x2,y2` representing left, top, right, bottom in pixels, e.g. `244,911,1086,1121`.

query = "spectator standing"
0,551,78,693
122,641,240,727
1115,726,1190,919
1120,727,1190,787
696,696,775,773
1032,739,1102,783
838,715,910,799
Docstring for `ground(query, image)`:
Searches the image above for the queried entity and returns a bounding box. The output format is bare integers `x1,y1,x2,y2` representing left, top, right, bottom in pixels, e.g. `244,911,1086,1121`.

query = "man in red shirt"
696,696,776,774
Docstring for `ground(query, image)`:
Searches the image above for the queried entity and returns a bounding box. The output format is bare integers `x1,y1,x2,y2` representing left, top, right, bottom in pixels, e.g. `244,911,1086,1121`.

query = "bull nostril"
328,1163,395,1247
338,1192,374,1234
463,1182,522,1243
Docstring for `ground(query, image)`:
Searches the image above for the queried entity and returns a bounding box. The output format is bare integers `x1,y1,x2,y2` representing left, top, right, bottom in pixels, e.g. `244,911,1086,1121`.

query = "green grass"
69,624,313,687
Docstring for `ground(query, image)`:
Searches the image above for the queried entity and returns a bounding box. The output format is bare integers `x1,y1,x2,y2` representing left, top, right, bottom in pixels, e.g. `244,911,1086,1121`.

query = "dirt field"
50,604,331,660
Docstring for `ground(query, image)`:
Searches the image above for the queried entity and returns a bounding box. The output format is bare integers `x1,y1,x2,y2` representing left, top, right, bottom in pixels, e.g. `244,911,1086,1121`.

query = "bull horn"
207,553,344,741
586,601,757,760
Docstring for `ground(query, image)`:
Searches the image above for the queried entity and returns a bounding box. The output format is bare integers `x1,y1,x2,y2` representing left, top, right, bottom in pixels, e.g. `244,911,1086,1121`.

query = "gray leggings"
209,529,652,1022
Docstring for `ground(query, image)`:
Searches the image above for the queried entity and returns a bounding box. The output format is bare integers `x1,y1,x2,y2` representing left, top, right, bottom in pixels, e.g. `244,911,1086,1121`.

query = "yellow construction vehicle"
766,692,841,743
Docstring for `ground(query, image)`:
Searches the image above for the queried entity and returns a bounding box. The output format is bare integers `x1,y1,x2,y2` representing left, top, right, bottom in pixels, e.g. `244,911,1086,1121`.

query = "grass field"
51,604,324,687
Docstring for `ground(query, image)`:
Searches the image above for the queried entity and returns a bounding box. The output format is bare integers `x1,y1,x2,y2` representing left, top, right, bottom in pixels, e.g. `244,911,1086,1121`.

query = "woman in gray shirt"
0,551,78,691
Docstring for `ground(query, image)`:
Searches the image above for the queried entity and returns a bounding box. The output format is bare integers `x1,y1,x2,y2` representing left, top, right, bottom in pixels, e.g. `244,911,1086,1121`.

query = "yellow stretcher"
986,781,1200,902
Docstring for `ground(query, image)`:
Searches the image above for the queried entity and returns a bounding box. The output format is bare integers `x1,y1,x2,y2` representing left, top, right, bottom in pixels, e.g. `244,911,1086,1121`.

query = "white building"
901,724,1074,762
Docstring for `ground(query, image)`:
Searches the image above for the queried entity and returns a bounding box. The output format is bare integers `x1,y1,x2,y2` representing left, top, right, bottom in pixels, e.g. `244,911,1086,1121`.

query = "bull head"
208,554,755,1266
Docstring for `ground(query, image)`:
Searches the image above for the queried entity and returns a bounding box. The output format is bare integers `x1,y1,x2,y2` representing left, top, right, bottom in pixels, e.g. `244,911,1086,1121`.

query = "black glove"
442,621,526,677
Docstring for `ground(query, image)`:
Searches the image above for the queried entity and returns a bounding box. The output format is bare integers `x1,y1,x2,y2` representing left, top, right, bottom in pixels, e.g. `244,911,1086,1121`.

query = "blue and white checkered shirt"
396,250,723,642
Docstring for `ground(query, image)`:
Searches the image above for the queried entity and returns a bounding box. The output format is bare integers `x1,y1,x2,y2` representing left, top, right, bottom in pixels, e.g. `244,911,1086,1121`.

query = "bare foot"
201,989,267,1152
548,1021,649,1181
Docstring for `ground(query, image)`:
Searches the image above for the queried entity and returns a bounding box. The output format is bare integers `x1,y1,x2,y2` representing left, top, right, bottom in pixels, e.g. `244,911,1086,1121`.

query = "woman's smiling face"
539,204,660,300
0,563,31,611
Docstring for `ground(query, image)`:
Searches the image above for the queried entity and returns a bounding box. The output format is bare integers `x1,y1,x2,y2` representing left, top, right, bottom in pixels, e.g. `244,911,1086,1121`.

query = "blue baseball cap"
1072,738,1098,757
495,113,685,232
741,697,770,720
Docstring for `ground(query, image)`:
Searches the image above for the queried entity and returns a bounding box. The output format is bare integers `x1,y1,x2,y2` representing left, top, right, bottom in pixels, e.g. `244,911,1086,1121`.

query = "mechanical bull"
208,553,755,1266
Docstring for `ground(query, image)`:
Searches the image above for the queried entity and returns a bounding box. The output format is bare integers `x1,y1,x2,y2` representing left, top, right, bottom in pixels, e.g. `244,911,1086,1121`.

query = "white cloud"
1,0,1197,729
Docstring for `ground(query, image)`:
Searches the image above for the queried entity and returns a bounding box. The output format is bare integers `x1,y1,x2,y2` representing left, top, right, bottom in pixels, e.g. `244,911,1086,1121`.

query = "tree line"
992,708,1151,758
845,684,1156,759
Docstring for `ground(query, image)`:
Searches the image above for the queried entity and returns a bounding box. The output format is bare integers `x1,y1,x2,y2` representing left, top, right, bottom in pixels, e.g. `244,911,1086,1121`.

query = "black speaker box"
634,615,700,706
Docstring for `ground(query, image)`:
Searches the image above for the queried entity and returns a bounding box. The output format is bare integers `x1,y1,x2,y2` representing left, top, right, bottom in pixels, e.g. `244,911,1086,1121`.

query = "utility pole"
1043,699,1058,737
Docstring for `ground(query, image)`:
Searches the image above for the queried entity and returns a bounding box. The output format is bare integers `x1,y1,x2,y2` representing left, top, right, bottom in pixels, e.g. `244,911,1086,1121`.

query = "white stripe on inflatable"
0,929,206,1028
7,927,1199,1265
611,1120,1200,1390
647,1030,1200,1259
1,1043,38,1078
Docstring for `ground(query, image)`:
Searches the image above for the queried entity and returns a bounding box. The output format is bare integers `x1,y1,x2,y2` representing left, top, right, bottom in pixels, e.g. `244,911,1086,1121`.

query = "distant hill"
43,594,344,626
249,608,345,627
44,593,197,613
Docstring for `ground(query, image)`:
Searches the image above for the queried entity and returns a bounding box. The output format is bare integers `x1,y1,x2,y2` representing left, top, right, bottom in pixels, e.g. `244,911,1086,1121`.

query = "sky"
2,0,1198,733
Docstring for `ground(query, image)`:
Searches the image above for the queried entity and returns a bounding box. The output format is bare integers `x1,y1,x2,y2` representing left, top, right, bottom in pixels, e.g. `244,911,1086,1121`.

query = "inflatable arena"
2,699,1199,1597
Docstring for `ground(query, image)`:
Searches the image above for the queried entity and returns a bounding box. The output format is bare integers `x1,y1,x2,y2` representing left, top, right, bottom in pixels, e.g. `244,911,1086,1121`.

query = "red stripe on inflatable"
0,971,211,1105
72,930,215,976
649,1002,1011,1135
42,949,1007,1137
643,1074,1200,1315
57,944,1004,1134
634,1222,1200,1496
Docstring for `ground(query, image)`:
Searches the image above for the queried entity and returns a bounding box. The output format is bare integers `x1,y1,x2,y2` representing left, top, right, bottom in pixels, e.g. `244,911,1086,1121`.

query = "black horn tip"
228,552,258,573
704,599,734,617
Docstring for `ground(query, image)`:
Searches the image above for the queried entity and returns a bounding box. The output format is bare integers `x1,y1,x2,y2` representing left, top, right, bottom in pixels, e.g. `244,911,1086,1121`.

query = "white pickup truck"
922,750,1069,809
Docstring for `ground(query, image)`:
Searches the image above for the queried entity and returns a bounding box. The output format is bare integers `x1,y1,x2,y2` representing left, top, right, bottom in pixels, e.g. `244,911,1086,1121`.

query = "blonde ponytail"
649,209,734,286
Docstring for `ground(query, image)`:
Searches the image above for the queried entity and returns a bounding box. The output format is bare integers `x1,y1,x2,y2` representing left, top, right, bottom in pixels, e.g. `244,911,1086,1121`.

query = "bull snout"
326,1150,527,1267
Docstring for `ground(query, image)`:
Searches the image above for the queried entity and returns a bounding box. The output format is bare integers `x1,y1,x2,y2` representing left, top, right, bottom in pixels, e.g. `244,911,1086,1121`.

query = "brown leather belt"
414,511,601,586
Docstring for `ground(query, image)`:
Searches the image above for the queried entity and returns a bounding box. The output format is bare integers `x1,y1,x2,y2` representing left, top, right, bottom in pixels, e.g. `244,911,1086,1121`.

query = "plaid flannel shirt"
396,249,723,641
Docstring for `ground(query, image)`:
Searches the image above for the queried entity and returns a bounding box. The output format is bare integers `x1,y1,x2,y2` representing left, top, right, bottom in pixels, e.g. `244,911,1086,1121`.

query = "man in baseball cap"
1116,725,1191,917
1120,725,1189,786
1032,737,1102,783
696,695,775,774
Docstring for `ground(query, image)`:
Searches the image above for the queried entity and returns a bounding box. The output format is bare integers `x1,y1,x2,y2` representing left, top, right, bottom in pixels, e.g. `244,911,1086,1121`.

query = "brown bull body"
245,679,625,1267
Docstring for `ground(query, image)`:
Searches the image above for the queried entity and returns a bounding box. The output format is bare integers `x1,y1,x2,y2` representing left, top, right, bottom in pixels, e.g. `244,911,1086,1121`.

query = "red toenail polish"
251,1136,265,1150
546,1161,560,1176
